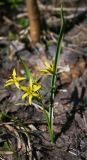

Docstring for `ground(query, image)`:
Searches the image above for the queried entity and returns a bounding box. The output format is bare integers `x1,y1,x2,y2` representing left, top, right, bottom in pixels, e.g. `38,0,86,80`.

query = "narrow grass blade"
54,4,64,76
49,5,64,143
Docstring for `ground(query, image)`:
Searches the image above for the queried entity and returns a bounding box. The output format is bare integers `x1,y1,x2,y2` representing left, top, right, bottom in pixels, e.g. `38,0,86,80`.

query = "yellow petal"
29,95,32,105
20,86,27,91
12,69,16,77
33,93,40,97
51,64,54,72
40,62,54,75
40,69,53,75
22,93,28,99
47,68,53,73
5,79,13,83
45,61,51,69
40,69,50,73
4,81,14,87
17,77,26,81
15,81,20,88
33,84,41,92
29,77,33,90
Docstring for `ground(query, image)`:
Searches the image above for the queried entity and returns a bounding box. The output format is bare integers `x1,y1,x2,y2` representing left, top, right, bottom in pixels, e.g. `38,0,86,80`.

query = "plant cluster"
4,6,64,143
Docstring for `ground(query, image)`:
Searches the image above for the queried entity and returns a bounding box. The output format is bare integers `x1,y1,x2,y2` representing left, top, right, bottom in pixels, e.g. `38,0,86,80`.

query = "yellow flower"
21,77,41,105
4,69,26,88
40,61,54,75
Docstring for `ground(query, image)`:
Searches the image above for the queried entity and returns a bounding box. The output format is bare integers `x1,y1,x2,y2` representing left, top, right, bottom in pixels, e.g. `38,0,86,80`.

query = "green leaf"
0,2,4,5
20,58,32,80
43,109,50,130
49,4,64,143
54,4,64,74
0,142,12,151
18,18,29,28
0,112,11,122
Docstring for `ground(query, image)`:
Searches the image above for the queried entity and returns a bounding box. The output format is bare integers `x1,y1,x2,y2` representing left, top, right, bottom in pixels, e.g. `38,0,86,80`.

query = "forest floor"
0,0,87,159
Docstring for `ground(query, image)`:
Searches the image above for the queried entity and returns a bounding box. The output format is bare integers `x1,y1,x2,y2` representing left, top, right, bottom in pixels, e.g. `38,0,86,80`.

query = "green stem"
49,5,64,143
